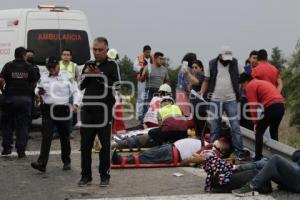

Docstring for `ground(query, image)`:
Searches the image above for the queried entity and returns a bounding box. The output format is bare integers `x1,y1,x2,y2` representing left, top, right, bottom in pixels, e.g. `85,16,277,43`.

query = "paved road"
0,129,299,200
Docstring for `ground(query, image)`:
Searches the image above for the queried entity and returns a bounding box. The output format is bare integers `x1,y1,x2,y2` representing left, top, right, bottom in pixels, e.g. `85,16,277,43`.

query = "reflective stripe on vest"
158,104,182,122
59,61,75,80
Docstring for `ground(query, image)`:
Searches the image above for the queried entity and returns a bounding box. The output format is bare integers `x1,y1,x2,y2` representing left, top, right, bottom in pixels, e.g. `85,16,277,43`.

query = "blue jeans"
238,158,268,172
251,155,300,193
209,100,243,150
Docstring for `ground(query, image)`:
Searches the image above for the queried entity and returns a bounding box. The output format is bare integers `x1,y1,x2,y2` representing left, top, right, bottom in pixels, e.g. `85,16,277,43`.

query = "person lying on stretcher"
111,137,232,166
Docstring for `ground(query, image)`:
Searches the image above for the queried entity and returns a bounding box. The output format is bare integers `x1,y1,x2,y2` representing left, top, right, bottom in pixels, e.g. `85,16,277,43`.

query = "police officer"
0,47,37,158
31,56,80,172
78,37,119,187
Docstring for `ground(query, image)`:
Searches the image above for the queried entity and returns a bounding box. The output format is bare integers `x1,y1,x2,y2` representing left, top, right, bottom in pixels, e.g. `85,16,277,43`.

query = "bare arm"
199,77,209,96
277,78,283,93
180,155,206,166
140,66,148,81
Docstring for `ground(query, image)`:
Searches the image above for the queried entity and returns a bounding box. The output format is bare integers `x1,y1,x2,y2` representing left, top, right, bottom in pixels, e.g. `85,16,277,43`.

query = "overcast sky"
2,0,300,66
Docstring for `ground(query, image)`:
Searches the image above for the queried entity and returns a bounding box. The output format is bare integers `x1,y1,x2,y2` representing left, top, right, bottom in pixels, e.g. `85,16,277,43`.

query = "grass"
278,110,300,149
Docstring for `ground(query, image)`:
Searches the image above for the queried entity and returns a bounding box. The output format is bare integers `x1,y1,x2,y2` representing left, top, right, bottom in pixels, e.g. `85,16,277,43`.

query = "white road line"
70,194,276,200
1,150,81,157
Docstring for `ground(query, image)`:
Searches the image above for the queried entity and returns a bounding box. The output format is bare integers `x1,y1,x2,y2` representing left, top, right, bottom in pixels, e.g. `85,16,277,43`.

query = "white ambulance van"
0,5,93,123
0,5,93,73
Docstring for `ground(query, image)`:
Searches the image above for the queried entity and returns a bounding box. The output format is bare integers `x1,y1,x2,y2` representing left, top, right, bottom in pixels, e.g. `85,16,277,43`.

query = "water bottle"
180,61,188,89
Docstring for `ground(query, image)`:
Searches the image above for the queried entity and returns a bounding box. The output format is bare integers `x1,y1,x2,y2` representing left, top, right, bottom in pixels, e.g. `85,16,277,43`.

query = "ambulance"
0,5,93,122
0,5,93,72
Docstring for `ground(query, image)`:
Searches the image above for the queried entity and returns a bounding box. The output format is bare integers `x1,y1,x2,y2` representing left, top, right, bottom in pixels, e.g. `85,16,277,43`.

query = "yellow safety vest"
158,104,182,122
59,61,76,80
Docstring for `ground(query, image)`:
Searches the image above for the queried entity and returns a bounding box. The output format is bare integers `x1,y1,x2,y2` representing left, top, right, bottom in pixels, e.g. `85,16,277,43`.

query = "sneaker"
78,177,92,187
18,151,26,158
100,179,110,187
63,163,71,171
1,149,12,156
31,162,46,172
232,183,259,197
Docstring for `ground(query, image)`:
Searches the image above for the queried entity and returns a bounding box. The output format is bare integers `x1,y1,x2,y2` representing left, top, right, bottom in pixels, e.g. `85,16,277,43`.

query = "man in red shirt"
251,49,283,92
239,73,285,161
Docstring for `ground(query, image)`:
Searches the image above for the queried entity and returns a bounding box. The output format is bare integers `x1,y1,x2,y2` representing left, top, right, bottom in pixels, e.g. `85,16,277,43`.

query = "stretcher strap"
172,146,179,165
120,156,128,168
133,155,141,167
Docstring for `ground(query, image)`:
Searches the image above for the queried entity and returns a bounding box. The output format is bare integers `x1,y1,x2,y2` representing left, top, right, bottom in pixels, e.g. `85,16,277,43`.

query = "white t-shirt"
204,61,243,102
174,138,202,160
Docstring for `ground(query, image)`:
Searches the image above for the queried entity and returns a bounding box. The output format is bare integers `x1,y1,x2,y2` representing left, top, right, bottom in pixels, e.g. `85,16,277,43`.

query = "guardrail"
218,117,297,160
240,126,297,161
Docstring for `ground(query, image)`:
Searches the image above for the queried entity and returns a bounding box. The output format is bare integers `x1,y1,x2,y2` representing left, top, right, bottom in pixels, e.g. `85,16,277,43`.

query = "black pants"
80,105,113,180
190,96,207,137
240,97,254,131
37,104,71,166
126,144,174,164
148,127,188,145
255,103,285,160
2,96,32,153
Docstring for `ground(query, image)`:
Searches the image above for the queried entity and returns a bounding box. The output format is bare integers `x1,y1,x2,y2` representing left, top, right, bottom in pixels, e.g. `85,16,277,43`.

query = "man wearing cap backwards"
31,56,80,172
199,46,247,160
78,37,119,187
0,47,38,158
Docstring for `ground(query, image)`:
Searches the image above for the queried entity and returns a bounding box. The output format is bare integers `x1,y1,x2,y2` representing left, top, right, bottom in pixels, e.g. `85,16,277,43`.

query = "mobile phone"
85,60,96,67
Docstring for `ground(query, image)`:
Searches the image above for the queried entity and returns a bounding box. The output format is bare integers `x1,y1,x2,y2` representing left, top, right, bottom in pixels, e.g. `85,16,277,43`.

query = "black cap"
45,56,59,68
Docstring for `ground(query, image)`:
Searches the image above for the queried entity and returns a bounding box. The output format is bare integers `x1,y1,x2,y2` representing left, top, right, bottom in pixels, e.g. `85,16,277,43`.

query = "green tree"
117,55,136,94
282,41,300,130
270,47,286,71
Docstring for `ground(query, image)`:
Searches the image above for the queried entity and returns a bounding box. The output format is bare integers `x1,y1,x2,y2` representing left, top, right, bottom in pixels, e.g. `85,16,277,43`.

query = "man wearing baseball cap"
199,46,248,160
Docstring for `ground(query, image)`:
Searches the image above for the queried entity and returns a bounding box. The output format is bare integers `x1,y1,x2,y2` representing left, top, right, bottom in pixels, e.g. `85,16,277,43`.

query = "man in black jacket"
78,37,119,187
0,47,37,158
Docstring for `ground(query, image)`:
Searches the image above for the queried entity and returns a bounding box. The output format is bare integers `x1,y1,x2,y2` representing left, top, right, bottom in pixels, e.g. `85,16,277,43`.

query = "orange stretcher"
111,146,181,168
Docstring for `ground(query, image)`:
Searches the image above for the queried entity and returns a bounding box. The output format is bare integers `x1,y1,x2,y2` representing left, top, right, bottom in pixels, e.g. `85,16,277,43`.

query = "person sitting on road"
112,137,232,166
232,150,300,196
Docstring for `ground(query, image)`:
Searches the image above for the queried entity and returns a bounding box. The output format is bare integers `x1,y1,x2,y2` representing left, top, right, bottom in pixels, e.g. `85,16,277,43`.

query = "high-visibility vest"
158,104,182,122
59,61,76,80
136,54,153,80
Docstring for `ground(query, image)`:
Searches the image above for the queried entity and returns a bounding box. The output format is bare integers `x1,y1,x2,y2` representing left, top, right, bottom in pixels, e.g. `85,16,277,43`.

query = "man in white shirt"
133,45,152,123
199,46,247,161
31,56,80,172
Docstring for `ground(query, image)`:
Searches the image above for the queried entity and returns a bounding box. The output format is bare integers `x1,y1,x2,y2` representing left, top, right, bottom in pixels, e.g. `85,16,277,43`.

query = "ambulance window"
27,29,90,65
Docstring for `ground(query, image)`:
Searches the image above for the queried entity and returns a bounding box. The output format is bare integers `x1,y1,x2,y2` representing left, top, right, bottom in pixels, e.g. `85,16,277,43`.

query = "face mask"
27,57,34,64
220,59,231,66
